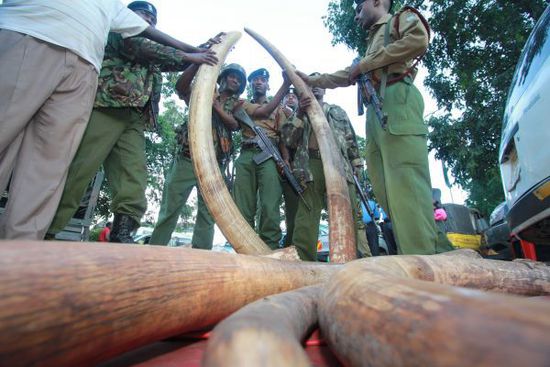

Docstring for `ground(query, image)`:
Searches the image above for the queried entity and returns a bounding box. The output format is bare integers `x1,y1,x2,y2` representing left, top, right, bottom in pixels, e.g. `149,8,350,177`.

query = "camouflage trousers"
48,107,147,234
149,155,216,249
292,158,370,261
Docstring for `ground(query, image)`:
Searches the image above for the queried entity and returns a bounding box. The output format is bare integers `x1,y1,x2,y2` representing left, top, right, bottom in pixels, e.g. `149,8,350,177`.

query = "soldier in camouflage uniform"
233,68,296,250
149,63,244,248
46,1,219,242
281,77,371,261
280,88,300,247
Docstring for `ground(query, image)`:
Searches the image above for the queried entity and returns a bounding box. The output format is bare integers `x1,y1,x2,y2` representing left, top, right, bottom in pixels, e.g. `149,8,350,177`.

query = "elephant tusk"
244,27,356,263
188,31,297,259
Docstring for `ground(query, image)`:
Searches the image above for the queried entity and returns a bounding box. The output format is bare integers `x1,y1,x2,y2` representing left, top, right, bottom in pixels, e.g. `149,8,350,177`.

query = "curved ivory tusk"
244,27,356,263
203,285,321,367
319,253,550,367
0,241,338,366
189,32,290,257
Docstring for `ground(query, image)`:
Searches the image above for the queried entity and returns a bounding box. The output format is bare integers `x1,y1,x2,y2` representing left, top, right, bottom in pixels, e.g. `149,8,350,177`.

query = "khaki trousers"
0,30,98,239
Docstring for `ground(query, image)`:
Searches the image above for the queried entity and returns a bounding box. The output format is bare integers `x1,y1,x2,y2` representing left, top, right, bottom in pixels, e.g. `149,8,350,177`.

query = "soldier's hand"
212,96,221,110
231,100,245,113
299,96,312,110
297,96,312,118
349,62,362,84
198,32,225,49
184,50,218,66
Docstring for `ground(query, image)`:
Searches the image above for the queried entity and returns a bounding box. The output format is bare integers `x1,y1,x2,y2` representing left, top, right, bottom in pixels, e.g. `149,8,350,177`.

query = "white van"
499,5,550,247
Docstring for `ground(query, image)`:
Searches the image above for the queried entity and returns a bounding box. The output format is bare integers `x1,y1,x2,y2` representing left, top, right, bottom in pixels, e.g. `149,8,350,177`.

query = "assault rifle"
233,107,311,211
353,57,388,130
353,174,376,220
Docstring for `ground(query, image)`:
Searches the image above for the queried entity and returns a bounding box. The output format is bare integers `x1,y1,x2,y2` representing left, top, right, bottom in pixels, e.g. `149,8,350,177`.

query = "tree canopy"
324,0,547,216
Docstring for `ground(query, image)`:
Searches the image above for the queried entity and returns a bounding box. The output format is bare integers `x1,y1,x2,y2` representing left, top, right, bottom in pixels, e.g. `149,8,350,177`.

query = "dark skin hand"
349,62,362,83
250,72,292,119
140,26,219,65
213,96,239,131
296,95,312,119
198,32,226,49
182,50,218,66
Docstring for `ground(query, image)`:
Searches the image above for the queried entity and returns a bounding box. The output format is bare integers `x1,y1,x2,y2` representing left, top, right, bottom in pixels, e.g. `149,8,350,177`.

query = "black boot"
110,214,139,243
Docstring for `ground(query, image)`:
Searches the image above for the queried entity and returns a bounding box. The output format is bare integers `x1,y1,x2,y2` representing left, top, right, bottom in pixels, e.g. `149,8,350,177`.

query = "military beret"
286,87,298,95
247,68,270,82
309,72,321,77
128,1,157,20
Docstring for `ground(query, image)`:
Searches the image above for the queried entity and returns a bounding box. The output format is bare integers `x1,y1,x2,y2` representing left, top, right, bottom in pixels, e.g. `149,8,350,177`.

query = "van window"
504,8,550,130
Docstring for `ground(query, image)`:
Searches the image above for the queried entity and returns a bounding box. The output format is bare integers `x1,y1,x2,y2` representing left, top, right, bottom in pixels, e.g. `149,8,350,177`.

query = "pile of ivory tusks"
0,32,548,367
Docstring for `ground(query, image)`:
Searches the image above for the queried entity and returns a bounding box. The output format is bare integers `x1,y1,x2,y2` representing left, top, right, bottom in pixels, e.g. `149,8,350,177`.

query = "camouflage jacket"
176,94,241,163
94,33,190,130
281,102,362,186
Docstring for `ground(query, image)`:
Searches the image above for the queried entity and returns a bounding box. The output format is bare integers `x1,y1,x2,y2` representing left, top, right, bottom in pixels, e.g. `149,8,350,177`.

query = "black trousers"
366,221,380,256
380,221,398,255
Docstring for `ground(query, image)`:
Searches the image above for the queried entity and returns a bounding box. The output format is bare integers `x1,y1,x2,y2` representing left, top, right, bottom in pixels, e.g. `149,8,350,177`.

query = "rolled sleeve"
111,6,149,38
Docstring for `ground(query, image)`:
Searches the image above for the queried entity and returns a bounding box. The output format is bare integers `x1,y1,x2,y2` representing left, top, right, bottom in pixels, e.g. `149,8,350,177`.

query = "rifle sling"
379,18,391,101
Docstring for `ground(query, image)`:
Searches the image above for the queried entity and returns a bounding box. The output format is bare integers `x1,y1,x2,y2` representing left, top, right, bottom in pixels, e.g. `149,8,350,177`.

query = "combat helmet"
128,1,158,20
218,63,247,95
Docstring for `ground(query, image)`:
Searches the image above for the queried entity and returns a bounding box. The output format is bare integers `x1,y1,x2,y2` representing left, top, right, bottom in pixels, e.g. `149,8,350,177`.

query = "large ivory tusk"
203,285,321,367
188,32,295,258
356,249,550,296
244,27,356,264
319,257,550,367
0,241,338,366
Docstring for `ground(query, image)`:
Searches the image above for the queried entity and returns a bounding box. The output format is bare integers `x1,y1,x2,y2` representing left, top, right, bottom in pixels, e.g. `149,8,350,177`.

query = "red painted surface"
520,240,538,261
102,329,341,367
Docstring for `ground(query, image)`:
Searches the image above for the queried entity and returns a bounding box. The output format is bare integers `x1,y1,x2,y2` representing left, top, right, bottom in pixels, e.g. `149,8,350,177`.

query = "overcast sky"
124,0,466,204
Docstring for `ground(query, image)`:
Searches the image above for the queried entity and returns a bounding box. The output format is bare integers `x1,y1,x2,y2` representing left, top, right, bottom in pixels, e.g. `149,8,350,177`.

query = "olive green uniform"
149,96,238,248
48,33,189,234
310,8,449,254
232,101,288,249
282,102,370,261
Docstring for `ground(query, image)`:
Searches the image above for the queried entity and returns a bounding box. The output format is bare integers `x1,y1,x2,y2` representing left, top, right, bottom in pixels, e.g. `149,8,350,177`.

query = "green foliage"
324,0,547,216
94,179,112,221
88,227,102,242
422,0,546,216
143,72,193,225
324,0,411,53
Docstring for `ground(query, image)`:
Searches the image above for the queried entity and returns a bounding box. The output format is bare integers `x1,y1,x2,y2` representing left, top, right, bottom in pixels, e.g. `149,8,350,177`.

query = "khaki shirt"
310,8,429,89
241,100,285,141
